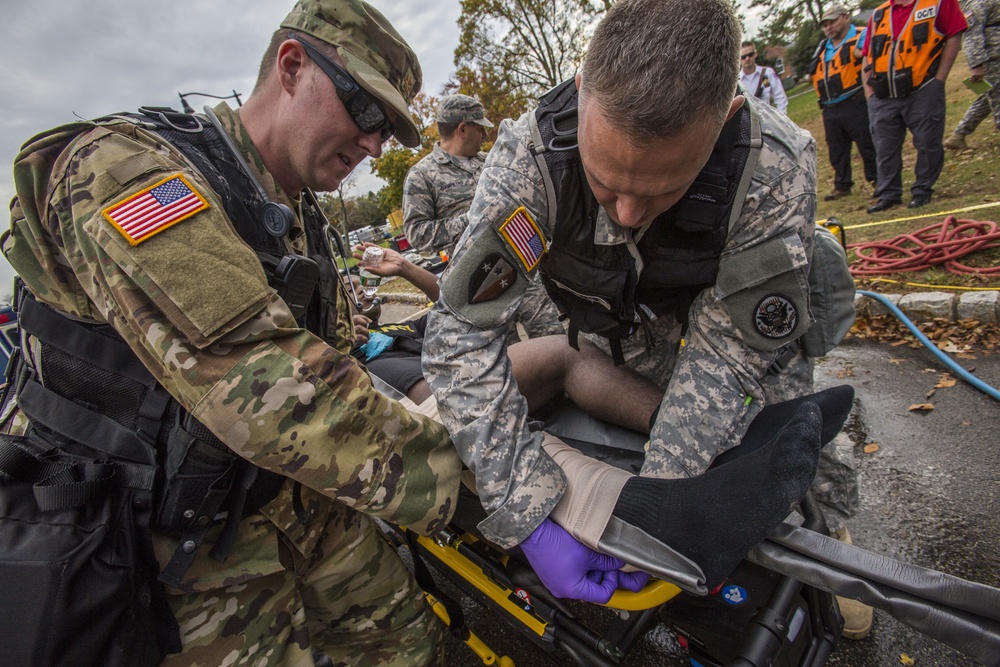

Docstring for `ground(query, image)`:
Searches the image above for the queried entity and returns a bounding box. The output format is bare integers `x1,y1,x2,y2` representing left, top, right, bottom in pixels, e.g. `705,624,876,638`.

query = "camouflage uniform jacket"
423,94,816,548
3,103,460,592
960,0,1000,68
402,142,486,254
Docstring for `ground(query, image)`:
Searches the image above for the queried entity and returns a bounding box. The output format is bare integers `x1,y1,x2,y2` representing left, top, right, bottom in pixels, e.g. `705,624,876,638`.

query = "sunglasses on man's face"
740,52,756,60
291,35,396,144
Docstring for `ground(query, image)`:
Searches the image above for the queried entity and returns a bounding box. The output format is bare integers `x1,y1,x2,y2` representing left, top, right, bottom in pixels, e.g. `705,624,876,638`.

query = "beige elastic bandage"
399,395,631,549
541,433,631,551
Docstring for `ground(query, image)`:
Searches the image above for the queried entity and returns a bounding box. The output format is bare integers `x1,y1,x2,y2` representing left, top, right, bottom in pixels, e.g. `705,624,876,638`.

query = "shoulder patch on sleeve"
469,253,518,303
102,174,209,246
498,206,546,272
717,233,811,352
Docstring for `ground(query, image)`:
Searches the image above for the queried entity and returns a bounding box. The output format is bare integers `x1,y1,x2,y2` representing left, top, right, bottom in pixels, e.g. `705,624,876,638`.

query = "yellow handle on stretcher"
425,593,516,667
602,578,683,610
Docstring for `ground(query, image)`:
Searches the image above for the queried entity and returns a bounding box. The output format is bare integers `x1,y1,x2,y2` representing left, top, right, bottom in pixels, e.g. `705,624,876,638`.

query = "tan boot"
943,132,969,151
832,526,874,640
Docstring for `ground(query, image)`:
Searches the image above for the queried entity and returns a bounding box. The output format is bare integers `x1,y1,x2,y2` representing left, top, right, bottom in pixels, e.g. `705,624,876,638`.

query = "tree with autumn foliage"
370,92,439,212
749,0,882,78
454,0,606,97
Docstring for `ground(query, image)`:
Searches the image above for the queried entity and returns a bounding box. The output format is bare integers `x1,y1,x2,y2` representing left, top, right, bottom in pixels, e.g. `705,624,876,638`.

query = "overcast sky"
0,0,464,295
0,1,760,298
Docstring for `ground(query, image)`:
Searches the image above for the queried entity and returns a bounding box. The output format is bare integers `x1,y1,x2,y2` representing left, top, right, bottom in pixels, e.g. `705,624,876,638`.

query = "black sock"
712,384,854,469
612,400,823,588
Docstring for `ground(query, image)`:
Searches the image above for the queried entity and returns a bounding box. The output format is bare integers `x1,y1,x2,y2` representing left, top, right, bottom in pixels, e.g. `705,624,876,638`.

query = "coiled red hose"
848,216,1000,275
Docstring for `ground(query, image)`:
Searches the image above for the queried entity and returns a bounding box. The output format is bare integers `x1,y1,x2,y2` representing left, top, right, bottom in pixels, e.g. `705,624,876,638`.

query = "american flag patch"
498,207,546,272
102,175,209,245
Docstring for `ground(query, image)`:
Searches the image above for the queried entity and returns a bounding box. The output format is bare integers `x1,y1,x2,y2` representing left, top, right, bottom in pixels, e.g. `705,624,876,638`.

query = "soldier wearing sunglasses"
2,1,461,666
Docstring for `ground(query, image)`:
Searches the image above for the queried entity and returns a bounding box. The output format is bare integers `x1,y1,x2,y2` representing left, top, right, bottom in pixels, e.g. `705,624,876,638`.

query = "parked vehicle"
0,305,18,378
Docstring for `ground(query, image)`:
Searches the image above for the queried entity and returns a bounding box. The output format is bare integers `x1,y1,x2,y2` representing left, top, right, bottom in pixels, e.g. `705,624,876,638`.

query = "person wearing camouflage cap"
423,0,859,610
1,1,461,665
403,94,564,341
403,94,493,255
809,4,878,201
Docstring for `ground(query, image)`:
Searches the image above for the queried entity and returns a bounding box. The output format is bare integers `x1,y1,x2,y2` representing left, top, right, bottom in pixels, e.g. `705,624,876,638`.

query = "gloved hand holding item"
519,518,629,603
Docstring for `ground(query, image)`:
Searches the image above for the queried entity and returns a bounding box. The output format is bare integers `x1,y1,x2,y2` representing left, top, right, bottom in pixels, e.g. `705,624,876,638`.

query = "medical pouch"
155,412,238,535
800,226,856,357
0,433,180,667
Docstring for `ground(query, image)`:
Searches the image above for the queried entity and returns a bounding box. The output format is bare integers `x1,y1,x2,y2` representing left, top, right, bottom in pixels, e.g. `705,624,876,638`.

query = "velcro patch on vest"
469,253,517,303
914,5,936,21
498,207,546,272
102,174,209,246
753,294,799,339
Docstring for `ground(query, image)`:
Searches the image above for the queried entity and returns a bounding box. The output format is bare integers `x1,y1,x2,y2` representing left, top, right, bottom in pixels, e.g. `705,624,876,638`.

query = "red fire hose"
848,216,1000,276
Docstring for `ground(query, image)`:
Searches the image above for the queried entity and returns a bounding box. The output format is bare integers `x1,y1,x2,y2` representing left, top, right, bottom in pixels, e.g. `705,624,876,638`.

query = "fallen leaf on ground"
888,358,905,365
908,403,935,412
934,375,957,388
957,353,977,360
891,340,909,347
849,316,998,354
900,653,915,666
864,443,880,454
832,368,854,378
926,389,936,398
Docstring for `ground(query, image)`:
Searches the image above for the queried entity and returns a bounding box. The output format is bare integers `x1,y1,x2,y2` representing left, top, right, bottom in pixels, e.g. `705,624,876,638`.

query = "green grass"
786,52,1000,292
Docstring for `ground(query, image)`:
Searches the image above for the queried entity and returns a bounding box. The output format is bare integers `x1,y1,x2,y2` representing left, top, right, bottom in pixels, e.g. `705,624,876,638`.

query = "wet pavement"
436,337,1000,666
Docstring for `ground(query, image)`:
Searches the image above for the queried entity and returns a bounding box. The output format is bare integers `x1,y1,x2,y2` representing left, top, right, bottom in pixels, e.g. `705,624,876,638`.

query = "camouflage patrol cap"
281,0,423,147
820,4,850,21
436,94,494,128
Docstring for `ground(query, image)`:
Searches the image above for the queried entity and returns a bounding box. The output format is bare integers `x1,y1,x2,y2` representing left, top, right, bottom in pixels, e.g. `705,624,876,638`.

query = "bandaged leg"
405,389,844,592
547,396,837,592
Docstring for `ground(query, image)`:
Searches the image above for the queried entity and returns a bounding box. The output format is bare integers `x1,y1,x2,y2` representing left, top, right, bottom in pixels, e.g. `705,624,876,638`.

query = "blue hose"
857,290,1000,401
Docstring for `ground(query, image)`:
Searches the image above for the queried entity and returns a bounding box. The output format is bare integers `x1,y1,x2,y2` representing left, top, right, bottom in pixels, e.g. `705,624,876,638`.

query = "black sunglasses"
740,52,756,60
290,35,396,143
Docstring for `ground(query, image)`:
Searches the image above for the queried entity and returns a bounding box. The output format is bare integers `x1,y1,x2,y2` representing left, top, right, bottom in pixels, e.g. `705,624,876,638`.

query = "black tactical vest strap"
533,83,752,361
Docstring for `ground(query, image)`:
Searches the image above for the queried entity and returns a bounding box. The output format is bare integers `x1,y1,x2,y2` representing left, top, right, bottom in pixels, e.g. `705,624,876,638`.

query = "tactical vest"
530,81,756,363
4,107,343,587
810,32,864,104
868,0,945,98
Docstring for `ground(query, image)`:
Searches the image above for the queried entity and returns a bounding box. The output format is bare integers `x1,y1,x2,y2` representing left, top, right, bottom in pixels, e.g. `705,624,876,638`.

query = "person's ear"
725,95,745,122
276,39,307,93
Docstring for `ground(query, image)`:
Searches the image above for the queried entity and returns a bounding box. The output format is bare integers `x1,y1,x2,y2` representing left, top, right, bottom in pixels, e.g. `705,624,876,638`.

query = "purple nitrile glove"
618,570,651,593
519,518,626,603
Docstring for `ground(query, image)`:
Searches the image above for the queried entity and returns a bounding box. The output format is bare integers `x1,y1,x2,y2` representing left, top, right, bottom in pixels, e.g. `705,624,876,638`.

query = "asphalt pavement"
428,335,1000,667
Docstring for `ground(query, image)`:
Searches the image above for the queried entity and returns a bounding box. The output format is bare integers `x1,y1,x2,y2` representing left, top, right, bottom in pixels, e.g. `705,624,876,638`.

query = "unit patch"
103,174,209,245
498,207,546,272
753,294,799,339
469,253,517,303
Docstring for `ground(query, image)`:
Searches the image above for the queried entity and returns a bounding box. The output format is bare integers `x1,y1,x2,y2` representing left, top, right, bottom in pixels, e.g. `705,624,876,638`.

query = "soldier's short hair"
580,0,741,141
254,28,296,94
437,121,460,140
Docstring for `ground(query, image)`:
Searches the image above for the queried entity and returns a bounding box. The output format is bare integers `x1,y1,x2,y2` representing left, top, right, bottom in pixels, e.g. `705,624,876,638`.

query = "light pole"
177,90,243,113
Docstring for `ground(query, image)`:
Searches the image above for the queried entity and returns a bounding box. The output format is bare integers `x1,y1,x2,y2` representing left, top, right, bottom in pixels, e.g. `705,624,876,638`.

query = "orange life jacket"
810,31,864,104
867,0,945,97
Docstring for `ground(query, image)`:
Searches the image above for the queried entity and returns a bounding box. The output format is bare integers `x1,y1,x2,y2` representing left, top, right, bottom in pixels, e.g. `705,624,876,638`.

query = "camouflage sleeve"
39,124,459,534
402,163,466,254
641,121,818,479
422,116,567,548
961,0,990,68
